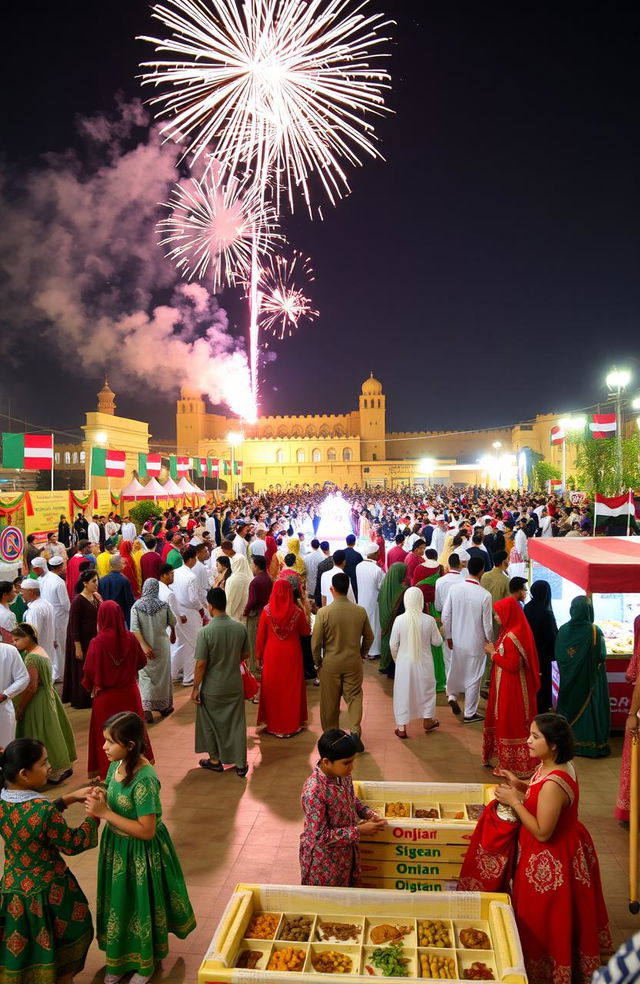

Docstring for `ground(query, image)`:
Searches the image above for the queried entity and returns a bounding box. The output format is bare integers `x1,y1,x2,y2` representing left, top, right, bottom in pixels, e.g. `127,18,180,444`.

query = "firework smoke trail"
140,0,392,411
254,251,318,338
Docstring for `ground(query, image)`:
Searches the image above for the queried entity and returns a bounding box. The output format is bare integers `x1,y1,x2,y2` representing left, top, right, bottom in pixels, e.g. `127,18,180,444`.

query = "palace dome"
361,372,383,396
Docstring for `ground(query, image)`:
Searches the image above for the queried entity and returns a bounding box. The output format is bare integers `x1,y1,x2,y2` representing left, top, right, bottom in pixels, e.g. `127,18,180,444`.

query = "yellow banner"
24,491,73,543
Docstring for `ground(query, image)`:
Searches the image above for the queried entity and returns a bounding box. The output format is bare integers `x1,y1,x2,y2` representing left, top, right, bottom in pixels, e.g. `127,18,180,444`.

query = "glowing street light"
95,431,108,445
631,396,640,411
492,441,502,451
606,366,631,491
419,457,435,485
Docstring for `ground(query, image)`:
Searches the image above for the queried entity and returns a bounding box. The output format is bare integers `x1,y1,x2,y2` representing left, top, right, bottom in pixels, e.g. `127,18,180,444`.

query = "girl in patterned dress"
0,738,98,984
299,730,386,886
85,712,195,984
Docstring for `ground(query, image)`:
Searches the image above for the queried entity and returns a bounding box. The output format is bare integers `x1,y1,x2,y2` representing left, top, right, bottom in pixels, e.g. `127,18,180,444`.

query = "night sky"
2,1,639,441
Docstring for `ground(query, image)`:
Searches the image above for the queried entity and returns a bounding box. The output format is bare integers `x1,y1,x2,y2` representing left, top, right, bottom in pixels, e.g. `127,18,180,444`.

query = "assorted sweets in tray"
198,884,527,984
381,802,485,821
235,912,500,978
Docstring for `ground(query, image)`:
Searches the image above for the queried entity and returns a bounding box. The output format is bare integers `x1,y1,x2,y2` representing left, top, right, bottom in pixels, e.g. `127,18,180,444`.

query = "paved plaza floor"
8,665,636,981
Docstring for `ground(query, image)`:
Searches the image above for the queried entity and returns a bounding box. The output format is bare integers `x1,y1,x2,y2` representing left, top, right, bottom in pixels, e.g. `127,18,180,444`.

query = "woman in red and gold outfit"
482,597,540,778
495,713,611,984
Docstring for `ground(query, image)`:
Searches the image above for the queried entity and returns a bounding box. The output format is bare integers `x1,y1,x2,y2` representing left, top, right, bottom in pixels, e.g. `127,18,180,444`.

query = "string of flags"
1,434,242,479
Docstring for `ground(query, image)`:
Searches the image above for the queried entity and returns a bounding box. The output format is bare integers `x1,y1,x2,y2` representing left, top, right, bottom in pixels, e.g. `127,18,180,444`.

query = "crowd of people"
0,481,636,983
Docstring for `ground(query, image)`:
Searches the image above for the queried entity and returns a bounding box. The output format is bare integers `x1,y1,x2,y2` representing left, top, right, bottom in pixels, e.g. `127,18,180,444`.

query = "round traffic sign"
0,526,24,563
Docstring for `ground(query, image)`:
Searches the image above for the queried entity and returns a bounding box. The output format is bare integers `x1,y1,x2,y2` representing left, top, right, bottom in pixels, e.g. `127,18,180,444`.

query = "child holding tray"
299,729,386,886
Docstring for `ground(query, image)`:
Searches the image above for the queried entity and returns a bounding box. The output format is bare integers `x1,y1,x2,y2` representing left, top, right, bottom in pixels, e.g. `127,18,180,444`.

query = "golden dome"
361,372,383,396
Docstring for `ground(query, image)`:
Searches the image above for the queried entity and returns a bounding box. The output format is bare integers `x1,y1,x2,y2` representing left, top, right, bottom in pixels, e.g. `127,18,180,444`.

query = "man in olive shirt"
311,571,374,752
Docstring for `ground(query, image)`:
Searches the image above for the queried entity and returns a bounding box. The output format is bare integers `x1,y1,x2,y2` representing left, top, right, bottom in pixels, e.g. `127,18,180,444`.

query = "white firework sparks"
255,251,318,338
158,160,277,290
139,0,393,211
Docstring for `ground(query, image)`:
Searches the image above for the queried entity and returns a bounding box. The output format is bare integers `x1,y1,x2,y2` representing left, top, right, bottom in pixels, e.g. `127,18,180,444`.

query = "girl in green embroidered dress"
86,712,195,984
0,738,98,984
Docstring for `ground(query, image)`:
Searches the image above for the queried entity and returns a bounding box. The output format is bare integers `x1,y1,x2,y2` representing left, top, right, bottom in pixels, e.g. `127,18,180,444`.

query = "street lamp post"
606,368,631,492
227,431,243,499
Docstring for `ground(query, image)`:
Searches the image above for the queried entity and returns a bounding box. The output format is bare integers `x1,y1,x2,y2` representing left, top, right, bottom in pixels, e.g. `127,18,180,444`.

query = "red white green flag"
137,453,162,478
169,456,190,479
589,414,616,439
233,460,243,475
91,448,126,478
550,425,565,445
194,457,208,477
208,458,219,476
594,491,634,524
2,433,54,470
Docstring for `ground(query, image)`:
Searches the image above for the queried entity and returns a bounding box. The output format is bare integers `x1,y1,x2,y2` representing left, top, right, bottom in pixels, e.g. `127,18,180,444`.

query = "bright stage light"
419,457,435,473
606,368,631,390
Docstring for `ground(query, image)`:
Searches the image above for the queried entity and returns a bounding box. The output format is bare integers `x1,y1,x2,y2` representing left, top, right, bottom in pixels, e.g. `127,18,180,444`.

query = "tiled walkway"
6,666,636,981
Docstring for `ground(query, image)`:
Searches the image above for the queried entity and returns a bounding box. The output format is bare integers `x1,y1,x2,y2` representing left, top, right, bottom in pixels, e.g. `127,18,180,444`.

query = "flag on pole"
588,414,616,439
208,458,219,477
137,453,162,478
169,456,190,479
594,491,634,526
233,460,243,475
91,448,126,478
550,425,565,446
2,433,54,470
549,478,563,493
222,460,231,476
194,457,208,478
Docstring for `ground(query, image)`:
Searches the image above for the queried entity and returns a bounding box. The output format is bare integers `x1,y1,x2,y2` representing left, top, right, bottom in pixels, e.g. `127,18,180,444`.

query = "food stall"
198,882,527,983
352,781,496,893
528,536,640,731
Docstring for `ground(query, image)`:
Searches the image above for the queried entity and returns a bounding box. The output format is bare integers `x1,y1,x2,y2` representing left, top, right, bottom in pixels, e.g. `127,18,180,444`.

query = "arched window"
72,452,78,464
296,449,305,463
378,399,381,408
276,449,284,464
80,451,86,463
327,448,337,462
54,453,60,464
343,447,352,462
64,452,71,464
363,398,368,409
312,449,321,463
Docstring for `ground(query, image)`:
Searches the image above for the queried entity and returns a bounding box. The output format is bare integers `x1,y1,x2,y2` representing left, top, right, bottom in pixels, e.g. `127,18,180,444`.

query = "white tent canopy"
161,477,183,495
140,478,169,499
176,477,207,499
120,477,148,500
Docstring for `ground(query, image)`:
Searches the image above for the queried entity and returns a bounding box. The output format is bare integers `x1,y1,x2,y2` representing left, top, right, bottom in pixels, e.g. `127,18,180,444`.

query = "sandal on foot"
236,765,249,777
199,759,224,772
423,720,440,734
394,728,408,740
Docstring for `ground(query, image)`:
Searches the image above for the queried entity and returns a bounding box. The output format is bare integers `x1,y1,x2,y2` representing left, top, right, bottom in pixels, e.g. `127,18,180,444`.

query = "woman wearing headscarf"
286,536,306,577
82,600,154,778
130,578,177,724
555,596,611,758
413,549,446,692
226,554,251,623
524,580,558,713
130,537,145,587
389,586,443,738
377,562,408,678
255,580,309,737
119,539,140,599
482,597,540,777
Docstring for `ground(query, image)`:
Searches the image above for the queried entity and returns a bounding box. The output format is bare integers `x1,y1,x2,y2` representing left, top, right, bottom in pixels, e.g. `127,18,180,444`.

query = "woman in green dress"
0,737,98,984
86,711,195,984
12,623,76,784
377,562,408,678
555,596,611,758
413,550,447,692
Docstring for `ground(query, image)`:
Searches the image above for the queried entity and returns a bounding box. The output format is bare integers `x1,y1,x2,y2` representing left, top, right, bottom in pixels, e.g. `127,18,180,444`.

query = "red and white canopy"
120,478,148,500
529,536,640,593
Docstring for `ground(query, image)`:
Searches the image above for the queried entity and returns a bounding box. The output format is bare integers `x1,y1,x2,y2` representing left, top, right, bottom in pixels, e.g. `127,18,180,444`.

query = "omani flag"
2,433,54,470
92,448,126,478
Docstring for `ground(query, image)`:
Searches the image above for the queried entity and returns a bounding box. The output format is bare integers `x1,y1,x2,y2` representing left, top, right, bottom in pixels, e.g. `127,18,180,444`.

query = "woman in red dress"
615,614,640,821
118,540,140,599
256,580,308,738
482,596,540,778
82,600,154,778
495,713,612,984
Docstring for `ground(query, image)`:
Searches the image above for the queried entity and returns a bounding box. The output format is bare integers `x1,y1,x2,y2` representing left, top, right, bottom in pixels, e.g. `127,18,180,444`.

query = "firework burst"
139,0,393,212
158,160,277,291
254,251,318,338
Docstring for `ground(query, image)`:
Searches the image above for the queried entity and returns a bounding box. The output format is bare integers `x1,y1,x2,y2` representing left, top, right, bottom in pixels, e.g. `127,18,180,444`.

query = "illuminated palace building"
174,375,576,491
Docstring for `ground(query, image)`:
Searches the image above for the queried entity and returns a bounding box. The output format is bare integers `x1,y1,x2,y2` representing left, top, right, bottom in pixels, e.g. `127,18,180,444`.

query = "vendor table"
198,882,527,984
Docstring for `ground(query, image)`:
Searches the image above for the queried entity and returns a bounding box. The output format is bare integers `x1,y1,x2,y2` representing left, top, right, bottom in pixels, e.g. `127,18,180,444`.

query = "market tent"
140,478,169,499
120,478,148,500
176,477,207,500
161,477,183,496
529,536,640,593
